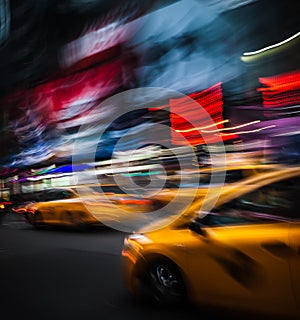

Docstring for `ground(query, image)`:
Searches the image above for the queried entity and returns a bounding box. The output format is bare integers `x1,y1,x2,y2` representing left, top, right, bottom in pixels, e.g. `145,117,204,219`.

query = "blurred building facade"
0,0,300,194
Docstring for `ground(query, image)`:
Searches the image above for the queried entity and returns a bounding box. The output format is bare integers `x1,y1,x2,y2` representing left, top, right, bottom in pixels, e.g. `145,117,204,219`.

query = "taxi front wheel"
147,258,186,305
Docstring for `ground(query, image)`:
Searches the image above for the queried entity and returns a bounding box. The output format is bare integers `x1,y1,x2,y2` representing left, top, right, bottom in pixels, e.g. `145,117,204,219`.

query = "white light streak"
175,119,229,133
202,120,261,133
243,31,300,56
219,125,276,136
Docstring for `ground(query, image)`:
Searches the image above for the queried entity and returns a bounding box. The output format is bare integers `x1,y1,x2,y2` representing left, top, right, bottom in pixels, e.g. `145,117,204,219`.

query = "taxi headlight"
123,234,151,252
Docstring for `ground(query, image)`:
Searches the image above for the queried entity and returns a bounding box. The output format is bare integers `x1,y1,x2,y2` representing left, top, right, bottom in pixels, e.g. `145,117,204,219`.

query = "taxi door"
187,222,295,316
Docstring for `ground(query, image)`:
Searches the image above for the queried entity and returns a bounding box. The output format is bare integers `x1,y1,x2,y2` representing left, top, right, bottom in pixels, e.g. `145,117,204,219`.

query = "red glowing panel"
7,56,130,123
258,69,300,115
259,70,300,89
51,58,125,114
169,83,235,145
2,55,136,144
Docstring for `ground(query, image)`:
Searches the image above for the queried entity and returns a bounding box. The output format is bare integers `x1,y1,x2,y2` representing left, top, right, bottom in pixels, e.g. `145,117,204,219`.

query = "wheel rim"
149,261,185,303
155,265,179,288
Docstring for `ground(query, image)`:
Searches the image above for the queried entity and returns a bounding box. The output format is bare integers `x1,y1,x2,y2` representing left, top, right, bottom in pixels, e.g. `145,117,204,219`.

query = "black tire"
62,211,88,231
24,212,30,222
73,211,89,231
142,258,187,305
61,211,75,227
31,211,44,229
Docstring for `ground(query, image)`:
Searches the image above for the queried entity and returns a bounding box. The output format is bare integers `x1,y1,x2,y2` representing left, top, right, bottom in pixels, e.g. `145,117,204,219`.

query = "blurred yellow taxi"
21,186,154,229
121,166,300,318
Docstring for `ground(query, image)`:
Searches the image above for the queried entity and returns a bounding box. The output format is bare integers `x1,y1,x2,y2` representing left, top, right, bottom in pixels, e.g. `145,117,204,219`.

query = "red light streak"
121,249,137,264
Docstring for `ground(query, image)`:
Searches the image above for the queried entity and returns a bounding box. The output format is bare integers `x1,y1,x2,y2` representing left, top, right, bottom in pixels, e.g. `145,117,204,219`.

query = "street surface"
0,213,278,320
0,213,198,320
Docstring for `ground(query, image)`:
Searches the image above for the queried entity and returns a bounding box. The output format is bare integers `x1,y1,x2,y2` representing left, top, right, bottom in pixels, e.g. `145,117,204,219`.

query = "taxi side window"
235,177,300,219
55,190,76,200
39,190,76,201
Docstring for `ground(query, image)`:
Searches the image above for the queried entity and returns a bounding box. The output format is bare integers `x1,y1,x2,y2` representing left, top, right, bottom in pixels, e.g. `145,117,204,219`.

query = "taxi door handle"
261,241,293,258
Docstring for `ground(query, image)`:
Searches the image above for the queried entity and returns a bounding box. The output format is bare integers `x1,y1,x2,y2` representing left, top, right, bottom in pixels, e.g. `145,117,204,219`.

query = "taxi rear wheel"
62,211,88,230
146,258,186,305
31,211,44,229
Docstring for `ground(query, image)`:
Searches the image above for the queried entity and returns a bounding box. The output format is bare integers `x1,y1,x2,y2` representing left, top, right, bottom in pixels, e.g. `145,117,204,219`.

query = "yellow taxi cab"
21,186,154,229
121,166,300,318
155,163,281,202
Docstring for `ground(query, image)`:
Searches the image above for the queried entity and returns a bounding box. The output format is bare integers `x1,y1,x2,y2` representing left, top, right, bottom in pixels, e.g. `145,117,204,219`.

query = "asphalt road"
0,213,281,320
0,213,201,320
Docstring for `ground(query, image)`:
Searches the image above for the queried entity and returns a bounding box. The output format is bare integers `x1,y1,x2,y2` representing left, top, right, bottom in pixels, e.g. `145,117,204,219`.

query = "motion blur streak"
243,31,300,56
121,250,137,265
202,120,261,133
0,0,10,45
219,124,276,136
175,119,229,133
